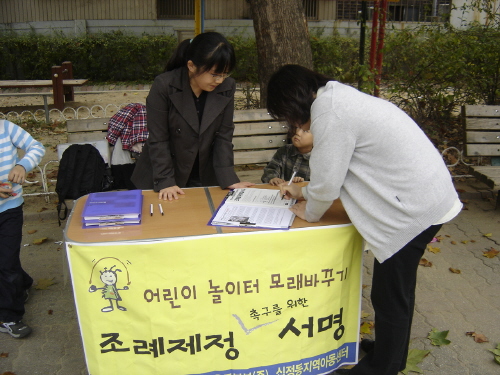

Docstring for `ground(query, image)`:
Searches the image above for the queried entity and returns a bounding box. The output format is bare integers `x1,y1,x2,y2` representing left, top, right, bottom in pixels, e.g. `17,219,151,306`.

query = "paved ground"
0,178,499,375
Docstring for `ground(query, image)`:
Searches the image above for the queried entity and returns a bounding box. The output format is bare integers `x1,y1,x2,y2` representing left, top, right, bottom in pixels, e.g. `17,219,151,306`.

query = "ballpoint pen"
281,171,297,200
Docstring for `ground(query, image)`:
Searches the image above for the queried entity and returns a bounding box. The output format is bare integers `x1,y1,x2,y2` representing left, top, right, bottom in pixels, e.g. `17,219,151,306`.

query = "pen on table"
158,203,164,216
150,203,153,216
281,171,297,200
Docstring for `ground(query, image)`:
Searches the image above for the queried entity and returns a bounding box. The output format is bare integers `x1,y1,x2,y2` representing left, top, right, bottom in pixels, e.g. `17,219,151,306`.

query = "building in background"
0,0,474,39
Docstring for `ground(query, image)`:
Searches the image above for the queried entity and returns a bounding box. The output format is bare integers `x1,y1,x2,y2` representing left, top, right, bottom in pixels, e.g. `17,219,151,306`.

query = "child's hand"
8,165,26,184
292,176,304,183
269,178,285,186
0,182,16,198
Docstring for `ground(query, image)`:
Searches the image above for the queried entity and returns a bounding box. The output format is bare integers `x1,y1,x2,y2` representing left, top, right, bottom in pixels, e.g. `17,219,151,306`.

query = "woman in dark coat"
132,32,254,200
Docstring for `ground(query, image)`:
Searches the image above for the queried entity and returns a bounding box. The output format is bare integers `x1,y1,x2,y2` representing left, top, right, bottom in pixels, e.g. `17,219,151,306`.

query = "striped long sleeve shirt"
0,120,46,213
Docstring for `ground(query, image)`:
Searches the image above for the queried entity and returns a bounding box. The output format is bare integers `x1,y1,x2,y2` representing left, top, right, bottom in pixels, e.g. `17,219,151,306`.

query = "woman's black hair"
165,31,236,74
267,64,332,126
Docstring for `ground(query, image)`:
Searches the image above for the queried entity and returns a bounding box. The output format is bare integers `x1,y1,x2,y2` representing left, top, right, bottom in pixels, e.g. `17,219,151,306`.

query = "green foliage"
310,33,360,83
0,31,178,81
383,22,500,135
228,36,258,83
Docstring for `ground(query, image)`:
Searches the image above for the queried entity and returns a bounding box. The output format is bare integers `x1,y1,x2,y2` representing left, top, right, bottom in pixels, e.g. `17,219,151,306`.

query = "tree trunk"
248,0,313,107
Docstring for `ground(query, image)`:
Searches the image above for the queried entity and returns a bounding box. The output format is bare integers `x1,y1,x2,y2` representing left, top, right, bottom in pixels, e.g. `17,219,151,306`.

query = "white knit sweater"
302,82,459,262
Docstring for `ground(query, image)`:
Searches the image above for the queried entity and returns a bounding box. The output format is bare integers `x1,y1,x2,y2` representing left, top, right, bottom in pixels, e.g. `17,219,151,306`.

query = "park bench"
0,61,88,112
463,104,500,209
63,108,288,183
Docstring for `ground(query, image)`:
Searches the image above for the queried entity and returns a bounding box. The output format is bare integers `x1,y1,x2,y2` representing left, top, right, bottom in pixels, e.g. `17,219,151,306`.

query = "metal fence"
336,0,451,22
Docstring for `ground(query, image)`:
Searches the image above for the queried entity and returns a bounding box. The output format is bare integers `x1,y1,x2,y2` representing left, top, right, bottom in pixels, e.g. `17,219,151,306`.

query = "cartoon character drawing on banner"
89,263,130,313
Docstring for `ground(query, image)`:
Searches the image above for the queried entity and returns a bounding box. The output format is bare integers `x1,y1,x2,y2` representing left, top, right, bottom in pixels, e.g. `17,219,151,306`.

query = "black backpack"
56,144,112,224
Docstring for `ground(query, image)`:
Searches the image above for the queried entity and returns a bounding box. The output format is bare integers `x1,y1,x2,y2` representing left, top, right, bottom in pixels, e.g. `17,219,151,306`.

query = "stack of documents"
81,190,143,228
209,188,296,229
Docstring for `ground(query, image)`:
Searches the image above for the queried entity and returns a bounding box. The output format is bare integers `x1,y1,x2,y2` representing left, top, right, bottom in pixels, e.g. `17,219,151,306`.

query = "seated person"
261,123,313,186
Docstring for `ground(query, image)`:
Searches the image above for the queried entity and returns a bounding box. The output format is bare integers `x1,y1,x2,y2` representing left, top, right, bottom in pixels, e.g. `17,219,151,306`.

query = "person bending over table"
132,32,254,200
269,65,462,375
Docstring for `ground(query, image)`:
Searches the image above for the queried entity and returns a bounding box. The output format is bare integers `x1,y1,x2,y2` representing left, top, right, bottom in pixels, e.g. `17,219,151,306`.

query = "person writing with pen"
270,65,462,375
132,32,254,200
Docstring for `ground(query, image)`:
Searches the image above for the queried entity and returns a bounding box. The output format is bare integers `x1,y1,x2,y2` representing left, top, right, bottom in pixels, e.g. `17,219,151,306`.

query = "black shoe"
360,338,375,353
0,321,32,338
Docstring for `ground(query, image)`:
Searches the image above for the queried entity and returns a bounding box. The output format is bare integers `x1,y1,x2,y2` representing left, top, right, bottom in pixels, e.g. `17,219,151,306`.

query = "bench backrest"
232,109,288,166
66,109,289,166
463,105,500,161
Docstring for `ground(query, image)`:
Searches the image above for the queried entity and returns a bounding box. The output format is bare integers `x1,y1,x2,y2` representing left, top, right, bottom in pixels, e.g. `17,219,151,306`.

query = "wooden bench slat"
66,118,110,133
466,131,500,143
466,145,500,156
469,166,500,189
234,121,286,136
464,104,500,117
233,134,288,151
233,108,273,122
465,118,500,130
234,149,278,165
67,132,107,143
0,79,87,89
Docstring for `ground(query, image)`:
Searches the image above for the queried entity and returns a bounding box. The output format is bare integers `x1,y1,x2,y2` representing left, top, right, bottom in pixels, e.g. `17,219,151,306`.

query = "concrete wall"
0,18,437,40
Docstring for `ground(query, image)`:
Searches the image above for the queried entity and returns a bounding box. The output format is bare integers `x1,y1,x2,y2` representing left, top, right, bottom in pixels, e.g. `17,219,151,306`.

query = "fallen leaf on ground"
360,321,374,334
35,278,56,290
483,247,499,258
0,352,8,357
428,328,451,346
419,258,432,267
483,233,493,237
449,267,461,274
451,240,457,245
48,309,53,315
33,237,48,245
427,245,440,254
466,331,489,343
488,343,500,364
461,240,469,244
27,229,37,234
402,349,430,374
37,207,48,212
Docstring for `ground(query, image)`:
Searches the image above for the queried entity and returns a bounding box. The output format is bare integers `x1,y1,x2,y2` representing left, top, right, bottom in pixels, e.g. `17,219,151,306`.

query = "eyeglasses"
210,73,231,80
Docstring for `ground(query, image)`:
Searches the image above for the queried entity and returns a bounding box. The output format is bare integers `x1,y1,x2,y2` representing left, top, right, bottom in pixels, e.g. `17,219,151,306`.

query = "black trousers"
350,224,442,375
0,205,32,322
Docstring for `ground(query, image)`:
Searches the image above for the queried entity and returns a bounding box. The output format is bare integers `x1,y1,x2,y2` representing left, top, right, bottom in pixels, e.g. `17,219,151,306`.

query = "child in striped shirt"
0,119,45,339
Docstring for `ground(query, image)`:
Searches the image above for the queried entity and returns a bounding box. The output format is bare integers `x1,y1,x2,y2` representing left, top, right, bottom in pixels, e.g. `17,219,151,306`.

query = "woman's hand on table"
227,181,255,189
158,186,185,201
289,201,307,220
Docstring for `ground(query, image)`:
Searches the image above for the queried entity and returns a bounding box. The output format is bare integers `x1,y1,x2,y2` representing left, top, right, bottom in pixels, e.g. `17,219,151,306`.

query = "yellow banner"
67,225,363,374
